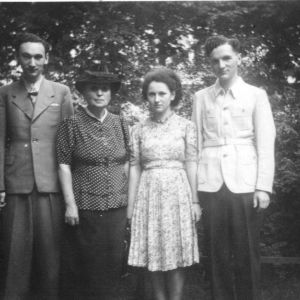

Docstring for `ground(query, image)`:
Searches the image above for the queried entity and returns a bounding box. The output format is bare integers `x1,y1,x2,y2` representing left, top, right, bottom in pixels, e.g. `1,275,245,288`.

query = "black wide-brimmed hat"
75,70,121,93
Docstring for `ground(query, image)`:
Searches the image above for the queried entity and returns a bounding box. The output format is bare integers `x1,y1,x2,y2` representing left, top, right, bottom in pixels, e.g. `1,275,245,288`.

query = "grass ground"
117,264,300,300
1,252,300,299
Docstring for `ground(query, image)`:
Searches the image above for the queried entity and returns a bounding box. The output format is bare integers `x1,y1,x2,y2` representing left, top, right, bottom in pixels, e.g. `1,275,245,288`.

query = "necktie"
28,91,38,105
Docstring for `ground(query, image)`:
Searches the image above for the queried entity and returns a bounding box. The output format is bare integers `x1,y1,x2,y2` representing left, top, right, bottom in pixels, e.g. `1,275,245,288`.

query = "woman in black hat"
56,70,130,299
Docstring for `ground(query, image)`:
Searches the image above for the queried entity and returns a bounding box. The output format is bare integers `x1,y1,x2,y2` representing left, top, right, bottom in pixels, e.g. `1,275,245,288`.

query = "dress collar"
83,106,108,122
150,111,174,124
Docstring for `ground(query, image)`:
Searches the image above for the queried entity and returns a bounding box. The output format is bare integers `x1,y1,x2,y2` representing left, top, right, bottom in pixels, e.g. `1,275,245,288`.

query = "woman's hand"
58,164,78,225
193,203,202,223
65,203,79,226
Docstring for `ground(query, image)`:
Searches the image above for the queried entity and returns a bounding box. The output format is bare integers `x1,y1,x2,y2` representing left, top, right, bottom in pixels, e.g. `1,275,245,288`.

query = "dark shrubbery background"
1,1,300,258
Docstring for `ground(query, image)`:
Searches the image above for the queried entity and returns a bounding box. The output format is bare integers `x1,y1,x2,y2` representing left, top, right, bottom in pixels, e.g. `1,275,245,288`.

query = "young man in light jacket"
192,35,276,300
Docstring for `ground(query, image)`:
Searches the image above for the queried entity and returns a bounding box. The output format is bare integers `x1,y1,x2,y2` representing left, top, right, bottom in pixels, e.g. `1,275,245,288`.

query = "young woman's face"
82,83,111,108
147,81,175,115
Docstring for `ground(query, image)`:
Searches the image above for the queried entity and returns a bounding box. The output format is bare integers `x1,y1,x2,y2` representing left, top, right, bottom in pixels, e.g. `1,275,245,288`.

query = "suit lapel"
32,79,55,122
11,81,34,120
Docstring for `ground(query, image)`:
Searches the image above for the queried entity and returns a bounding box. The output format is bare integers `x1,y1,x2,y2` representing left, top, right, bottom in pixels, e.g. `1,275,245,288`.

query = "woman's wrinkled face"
147,81,175,115
82,83,111,108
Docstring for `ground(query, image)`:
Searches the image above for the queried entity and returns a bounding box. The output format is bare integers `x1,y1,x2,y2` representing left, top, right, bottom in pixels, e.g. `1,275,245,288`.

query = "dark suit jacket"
0,78,74,194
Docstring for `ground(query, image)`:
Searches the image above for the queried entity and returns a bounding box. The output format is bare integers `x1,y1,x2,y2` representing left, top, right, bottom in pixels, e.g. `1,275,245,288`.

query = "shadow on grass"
1,256,300,299
118,264,300,300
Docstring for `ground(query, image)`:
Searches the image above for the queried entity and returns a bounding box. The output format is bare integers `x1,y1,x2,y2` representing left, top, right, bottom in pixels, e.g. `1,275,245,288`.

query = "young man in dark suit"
0,33,73,299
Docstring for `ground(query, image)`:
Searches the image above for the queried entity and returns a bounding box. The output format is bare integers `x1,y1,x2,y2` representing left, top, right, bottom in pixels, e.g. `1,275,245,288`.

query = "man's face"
210,43,241,84
18,42,49,82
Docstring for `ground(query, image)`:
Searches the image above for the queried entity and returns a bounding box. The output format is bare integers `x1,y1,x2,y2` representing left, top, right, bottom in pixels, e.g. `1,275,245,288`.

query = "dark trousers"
199,184,261,300
60,207,127,300
0,189,63,300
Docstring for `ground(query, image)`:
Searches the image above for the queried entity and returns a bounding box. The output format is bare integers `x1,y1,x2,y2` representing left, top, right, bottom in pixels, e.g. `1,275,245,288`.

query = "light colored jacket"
0,78,73,193
191,77,276,194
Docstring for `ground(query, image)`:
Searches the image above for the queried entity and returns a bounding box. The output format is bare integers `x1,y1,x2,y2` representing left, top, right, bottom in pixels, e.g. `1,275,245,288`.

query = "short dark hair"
15,32,50,55
204,35,240,57
142,68,182,107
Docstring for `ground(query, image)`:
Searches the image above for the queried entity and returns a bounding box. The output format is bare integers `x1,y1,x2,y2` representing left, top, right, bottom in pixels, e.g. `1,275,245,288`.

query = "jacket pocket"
205,109,218,132
241,154,257,186
197,157,220,184
43,106,61,125
47,106,61,112
231,106,252,131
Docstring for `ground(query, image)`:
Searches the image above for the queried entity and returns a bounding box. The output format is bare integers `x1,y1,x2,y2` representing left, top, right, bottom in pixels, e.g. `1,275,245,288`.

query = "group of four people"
0,32,275,300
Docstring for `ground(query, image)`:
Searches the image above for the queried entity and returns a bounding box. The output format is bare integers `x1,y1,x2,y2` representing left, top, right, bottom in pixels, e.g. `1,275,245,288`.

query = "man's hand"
0,192,6,210
65,203,79,226
253,190,270,210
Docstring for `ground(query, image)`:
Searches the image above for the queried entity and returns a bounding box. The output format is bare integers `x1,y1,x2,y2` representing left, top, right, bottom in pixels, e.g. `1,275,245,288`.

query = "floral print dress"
128,113,199,272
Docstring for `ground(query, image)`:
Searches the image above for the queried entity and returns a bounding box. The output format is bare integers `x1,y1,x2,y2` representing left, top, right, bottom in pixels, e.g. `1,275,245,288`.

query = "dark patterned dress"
56,106,129,210
56,106,130,299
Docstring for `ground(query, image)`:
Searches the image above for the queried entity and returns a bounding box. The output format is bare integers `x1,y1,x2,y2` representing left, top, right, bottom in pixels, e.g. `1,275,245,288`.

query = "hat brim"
75,80,121,94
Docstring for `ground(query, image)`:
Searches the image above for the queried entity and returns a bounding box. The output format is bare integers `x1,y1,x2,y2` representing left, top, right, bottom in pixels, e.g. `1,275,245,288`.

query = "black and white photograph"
0,1,299,299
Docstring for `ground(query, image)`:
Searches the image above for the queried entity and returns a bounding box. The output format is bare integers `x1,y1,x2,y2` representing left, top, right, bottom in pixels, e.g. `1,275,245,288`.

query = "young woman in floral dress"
127,68,202,300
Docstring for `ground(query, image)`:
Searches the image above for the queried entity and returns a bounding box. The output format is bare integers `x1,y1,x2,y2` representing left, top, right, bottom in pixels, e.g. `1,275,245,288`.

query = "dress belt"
203,138,254,147
75,158,126,167
143,160,185,170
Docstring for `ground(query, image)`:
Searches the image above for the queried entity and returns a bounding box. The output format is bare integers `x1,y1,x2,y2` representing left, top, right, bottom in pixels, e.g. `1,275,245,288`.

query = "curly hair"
142,67,182,107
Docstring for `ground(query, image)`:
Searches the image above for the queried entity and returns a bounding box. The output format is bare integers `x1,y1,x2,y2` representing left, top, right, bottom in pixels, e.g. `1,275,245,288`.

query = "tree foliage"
0,1,300,256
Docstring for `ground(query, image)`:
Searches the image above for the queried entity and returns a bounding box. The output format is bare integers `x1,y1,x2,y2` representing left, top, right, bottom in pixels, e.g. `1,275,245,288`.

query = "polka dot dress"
56,106,130,211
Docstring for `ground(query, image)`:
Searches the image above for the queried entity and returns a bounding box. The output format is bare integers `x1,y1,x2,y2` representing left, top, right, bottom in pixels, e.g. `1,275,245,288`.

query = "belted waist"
143,160,185,170
203,138,254,148
75,157,126,168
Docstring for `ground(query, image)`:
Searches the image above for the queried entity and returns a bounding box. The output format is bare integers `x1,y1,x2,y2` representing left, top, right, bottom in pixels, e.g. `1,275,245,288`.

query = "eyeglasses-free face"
147,81,175,117
82,83,112,109
210,43,241,86
18,42,49,82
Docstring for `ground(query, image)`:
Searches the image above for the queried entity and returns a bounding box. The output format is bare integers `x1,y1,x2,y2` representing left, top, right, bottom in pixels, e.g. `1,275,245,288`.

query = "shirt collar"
83,106,108,122
214,80,224,97
214,76,245,99
22,75,44,93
